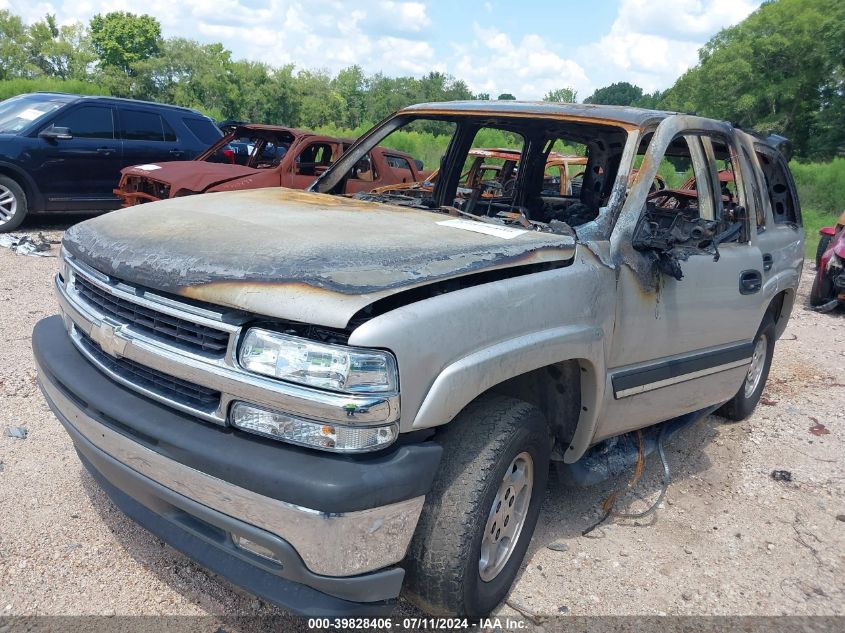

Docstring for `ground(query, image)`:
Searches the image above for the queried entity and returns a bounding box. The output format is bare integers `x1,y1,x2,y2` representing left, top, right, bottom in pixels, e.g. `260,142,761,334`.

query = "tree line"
0,0,843,160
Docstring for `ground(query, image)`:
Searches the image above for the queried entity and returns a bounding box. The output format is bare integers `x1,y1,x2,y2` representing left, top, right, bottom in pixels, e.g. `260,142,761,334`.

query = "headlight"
239,328,398,393
230,402,398,452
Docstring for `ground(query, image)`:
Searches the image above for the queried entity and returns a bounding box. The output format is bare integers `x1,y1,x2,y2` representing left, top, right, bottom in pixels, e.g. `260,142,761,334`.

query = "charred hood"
122,161,261,194
63,188,576,328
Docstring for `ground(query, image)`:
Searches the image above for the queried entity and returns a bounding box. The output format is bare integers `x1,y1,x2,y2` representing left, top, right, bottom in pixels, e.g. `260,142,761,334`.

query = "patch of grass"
801,207,839,259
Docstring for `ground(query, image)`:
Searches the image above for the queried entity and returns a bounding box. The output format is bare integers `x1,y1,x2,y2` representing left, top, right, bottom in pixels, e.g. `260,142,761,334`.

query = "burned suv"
33,102,802,617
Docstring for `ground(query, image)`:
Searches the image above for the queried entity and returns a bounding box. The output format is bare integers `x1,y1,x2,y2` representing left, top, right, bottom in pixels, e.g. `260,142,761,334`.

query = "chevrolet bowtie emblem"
94,321,127,358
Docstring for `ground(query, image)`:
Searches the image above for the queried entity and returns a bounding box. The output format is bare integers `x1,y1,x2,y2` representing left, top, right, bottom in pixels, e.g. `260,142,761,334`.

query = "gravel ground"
0,219,843,631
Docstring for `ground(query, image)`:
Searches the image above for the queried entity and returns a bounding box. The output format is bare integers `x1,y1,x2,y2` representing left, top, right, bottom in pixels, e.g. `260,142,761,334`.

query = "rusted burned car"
372,147,587,200
114,123,426,205
34,102,803,618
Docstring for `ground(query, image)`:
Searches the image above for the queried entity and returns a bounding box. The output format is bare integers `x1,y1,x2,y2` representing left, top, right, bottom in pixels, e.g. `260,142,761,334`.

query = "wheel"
815,234,832,269
403,394,551,617
809,269,835,307
0,175,28,233
717,313,776,421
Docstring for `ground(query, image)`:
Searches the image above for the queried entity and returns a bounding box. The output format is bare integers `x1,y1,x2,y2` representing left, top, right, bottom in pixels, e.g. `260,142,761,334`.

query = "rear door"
750,143,804,285
30,104,123,210
118,108,185,168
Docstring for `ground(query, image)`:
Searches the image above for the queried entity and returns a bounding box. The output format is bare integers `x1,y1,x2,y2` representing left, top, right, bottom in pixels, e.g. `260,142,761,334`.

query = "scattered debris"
809,422,831,436
0,460,4,473
760,396,778,406
3,426,28,439
546,541,569,552
558,605,570,614
835,515,845,523
771,470,793,482
0,233,57,257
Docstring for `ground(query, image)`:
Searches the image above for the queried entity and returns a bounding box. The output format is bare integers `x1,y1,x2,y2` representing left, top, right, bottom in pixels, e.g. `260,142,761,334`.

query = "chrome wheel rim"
0,184,17,226
479,451,533,582
744,334,768,398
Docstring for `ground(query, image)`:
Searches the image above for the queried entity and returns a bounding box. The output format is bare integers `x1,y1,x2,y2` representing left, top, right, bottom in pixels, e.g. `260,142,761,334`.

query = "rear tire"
815,234,832,269
403,394,551,617
809,268,835,307
717,313,775,421
0,175,28,233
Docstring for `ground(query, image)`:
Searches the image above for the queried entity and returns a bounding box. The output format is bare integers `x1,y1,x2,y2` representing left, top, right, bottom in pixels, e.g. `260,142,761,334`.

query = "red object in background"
810,211,845,310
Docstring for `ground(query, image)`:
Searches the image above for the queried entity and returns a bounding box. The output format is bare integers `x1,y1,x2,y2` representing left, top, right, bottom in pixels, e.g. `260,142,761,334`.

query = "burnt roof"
402,100,676,127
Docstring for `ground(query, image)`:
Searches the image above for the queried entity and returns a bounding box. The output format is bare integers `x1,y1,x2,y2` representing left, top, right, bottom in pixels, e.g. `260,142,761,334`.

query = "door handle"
762,253,773,271
739,270,762,295
96,147,115,155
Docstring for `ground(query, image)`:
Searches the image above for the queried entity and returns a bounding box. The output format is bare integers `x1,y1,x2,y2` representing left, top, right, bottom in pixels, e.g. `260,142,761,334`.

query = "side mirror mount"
39,126,73,141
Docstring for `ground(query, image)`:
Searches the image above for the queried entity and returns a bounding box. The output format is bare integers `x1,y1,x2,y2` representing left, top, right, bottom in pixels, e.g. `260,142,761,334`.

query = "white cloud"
4,0,762,100
453,25,589,100
578,0,761,94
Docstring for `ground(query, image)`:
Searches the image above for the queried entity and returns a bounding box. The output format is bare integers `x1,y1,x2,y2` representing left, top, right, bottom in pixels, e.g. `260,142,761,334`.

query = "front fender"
411,325,605,461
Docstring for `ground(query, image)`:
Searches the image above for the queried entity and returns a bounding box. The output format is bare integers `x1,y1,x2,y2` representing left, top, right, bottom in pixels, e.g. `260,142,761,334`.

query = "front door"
31,104,123,210
600,129,766,440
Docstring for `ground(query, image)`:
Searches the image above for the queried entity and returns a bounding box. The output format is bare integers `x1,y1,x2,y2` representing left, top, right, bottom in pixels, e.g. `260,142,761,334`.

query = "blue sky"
3,0,763,99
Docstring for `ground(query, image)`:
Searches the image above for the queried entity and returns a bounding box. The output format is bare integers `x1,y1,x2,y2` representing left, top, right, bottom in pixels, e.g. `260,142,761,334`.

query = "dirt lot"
0,221,843,630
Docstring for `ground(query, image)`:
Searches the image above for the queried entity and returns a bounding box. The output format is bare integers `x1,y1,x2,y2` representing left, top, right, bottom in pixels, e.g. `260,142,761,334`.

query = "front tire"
403,394,551,617
717,313,776,421
0,175,28,233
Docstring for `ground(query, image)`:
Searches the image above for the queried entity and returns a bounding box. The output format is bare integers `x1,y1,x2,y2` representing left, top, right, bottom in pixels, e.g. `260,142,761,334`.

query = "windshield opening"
202,127,295,167
0,94,69,134
313,114,630,232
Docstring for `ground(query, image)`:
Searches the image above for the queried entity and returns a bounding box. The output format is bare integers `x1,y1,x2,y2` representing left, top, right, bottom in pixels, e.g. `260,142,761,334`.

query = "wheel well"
0,166,38,211
767,290,787,324
485,360,582,448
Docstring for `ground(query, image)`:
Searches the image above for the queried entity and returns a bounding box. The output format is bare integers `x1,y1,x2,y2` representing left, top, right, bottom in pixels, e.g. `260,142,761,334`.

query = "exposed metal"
38,371,423,577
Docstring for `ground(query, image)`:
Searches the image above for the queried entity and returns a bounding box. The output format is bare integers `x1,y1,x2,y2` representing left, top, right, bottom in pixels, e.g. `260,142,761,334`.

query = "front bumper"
33,316,442,614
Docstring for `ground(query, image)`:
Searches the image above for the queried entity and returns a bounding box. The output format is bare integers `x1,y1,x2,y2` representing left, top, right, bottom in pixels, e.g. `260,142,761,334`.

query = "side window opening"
632,134,747,279
295,143,334,176
741,146,768,232
755,149,801,226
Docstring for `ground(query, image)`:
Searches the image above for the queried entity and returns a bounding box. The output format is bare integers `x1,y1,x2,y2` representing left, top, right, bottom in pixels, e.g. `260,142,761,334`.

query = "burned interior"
631,132,746,280
314,112,630,237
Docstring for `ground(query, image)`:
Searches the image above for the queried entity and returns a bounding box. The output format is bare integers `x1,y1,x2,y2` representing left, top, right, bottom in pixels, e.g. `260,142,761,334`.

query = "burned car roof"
402,101,675,127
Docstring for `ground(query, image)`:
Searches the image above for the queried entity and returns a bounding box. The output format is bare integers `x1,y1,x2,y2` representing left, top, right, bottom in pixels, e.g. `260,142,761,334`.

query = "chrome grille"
74,275,229,355
77,331,221,412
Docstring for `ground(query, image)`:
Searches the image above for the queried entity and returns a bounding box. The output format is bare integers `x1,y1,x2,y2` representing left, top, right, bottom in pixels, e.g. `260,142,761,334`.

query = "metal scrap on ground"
0,233,57,257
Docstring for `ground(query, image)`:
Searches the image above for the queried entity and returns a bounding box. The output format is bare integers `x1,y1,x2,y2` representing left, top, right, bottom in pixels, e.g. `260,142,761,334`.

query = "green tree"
0,10,32,79
543,87,577,103
660,0,845,159
584,81,642,106
90,12,161,74
497,92,516,100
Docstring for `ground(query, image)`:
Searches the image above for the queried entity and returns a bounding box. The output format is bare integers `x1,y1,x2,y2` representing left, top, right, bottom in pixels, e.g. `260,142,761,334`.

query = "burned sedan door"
598,126,766,441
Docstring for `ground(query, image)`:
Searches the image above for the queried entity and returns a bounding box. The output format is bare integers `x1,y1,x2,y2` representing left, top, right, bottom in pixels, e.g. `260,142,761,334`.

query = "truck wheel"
717,313,775,421
0,175,28,233
815,234,832,269
403,394,550,617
